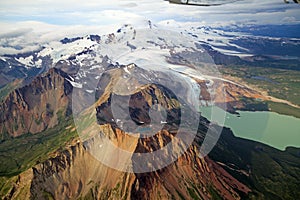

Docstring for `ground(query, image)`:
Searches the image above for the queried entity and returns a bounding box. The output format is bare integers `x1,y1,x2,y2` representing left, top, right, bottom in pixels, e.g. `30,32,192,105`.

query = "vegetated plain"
220,64,300,118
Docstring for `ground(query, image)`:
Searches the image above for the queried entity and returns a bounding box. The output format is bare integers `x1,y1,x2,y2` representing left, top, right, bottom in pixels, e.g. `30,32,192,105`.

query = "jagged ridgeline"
0,67,249,199
0,65,299,199
0,68,73,138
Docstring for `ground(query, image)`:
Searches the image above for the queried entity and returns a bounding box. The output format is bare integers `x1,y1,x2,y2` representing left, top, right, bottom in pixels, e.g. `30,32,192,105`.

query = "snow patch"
123,66,131,74
68,75,75,82
16,55,34,67
66,79,83,88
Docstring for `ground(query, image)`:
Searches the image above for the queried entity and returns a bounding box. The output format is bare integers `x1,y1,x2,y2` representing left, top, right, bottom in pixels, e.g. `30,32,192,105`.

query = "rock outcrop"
1,65,254,199
0,68,72,138
27,135,250,200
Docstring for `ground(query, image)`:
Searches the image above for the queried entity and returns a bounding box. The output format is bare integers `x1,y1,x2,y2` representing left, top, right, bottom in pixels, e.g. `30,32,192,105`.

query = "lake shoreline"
199,106,300,151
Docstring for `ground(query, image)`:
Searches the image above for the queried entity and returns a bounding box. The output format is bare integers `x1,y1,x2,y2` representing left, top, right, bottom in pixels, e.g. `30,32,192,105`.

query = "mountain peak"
0,68,72,137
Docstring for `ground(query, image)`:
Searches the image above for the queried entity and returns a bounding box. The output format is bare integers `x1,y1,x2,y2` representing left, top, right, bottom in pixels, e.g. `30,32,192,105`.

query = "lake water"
200,106,300,151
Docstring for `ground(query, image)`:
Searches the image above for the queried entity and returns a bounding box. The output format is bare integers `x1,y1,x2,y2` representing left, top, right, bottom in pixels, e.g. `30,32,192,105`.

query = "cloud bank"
0,0,299,55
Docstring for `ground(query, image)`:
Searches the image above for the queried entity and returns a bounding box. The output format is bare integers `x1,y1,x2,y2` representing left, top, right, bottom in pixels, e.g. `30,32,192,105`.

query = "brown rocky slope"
0,68,72,138
0,66,258,199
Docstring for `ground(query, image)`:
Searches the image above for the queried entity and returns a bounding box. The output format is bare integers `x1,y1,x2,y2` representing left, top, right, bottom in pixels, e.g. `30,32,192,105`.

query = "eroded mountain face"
2,63,299,199
0,68,72,138
28,137,250,200
0,66,251,199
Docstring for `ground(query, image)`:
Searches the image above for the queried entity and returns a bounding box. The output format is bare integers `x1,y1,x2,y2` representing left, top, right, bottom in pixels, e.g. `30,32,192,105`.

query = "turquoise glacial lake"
200,106,300,151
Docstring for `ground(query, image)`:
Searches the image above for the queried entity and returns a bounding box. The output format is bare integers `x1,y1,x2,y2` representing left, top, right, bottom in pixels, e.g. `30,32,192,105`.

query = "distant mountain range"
0,23,299,199
1,23,299,89
217,24,300,38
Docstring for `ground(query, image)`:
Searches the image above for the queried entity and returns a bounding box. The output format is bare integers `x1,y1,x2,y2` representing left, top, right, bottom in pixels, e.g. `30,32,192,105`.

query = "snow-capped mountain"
1,21,300,200
1,22,299,90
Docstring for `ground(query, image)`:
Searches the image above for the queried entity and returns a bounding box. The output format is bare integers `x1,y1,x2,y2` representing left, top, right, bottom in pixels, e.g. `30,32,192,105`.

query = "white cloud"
0,21,119,55
1,0,299,26
0,0,299,55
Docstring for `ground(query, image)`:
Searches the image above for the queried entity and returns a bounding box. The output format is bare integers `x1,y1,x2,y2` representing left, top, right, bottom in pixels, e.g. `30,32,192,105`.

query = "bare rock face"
0,68,72,137
29,141,136,200
1,66,252,199
26,129,250,200
25,66,250,199
197,78,266,113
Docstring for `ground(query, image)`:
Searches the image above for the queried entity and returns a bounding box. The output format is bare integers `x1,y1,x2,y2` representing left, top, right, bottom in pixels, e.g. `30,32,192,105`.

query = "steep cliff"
0,66,252,199
0,68,72,138
3,132,249,200
3,64,297,200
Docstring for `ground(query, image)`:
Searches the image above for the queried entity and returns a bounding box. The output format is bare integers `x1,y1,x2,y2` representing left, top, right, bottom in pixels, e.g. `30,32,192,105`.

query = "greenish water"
200,106,300,151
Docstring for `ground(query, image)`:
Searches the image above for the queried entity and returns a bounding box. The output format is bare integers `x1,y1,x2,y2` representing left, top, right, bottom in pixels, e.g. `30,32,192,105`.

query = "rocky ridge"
0,68,72,138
